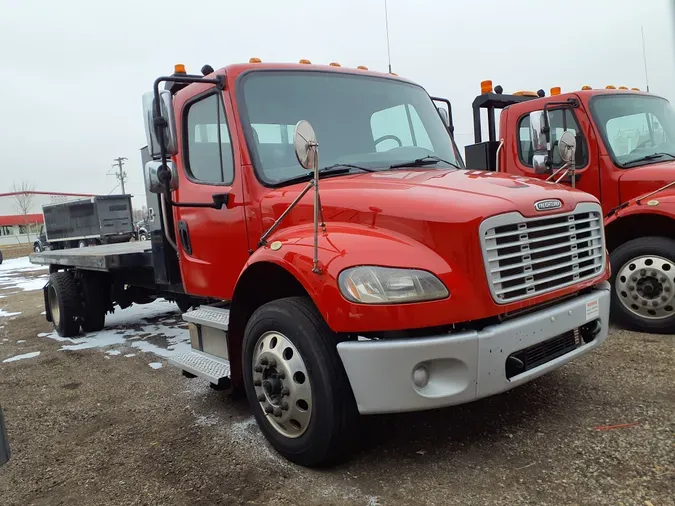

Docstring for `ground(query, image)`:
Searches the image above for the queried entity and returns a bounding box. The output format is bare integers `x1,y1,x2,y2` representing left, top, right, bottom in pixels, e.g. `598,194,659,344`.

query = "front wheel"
242,297,359,467
611,236,675,333
34,243,42,253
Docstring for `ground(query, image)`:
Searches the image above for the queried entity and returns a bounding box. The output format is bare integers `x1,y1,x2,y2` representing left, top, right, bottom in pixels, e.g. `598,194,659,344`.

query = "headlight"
338,266,449,304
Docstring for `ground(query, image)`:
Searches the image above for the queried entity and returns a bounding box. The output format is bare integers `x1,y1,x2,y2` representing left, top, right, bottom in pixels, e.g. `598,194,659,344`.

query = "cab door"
173,89,250,300
505,99,602,200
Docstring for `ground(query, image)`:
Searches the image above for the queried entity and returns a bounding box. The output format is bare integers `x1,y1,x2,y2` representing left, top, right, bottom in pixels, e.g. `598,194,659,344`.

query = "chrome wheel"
48,285,61,328
252,331,312,438
616,255,674,320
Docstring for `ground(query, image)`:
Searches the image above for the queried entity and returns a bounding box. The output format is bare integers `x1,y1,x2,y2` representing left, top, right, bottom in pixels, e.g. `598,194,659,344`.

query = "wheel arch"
228,260,312,387
605,212,675,253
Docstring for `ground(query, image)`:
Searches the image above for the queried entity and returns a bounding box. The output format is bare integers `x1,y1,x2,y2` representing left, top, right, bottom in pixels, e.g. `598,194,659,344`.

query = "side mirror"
437,108,450,128
145,160,179,194
0,405,10,466
558,130,577,163
533,154,549,174
142,90,178,158
529,110,548,152
294,120,319,170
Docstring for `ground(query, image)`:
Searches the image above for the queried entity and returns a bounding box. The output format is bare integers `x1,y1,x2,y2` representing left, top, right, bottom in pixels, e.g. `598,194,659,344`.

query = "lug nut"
281,402,289,411
629,285,635,291
281,387,290,396
254,365,263,373
268,358,277,368
264,405,273,414
277,371,286,379
642,300,648,306
273,407,282,417
653,300,660,307
631,276,638,282
660,276,667,283
640,270,646,277
632,294,639,300
260,357,269,366
665,286,671,292
257,394,265,402
254,379,261,386
662,295,668,302
650,271,657,277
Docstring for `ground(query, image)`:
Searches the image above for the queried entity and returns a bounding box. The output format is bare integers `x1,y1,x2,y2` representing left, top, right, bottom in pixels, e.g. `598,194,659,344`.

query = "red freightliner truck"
31,60,610,466
464,81,675,333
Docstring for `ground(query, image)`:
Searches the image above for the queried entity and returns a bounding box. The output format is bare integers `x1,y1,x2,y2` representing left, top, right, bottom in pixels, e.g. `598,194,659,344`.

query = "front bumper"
336,282,610,414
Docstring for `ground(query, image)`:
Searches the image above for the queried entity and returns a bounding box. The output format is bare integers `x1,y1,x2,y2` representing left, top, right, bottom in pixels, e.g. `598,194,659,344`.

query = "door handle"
177,220,192,255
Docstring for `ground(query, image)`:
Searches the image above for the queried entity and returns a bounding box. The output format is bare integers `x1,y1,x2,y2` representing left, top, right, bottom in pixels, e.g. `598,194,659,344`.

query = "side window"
518,109,588,167
370,104,433,152
185,94,234,184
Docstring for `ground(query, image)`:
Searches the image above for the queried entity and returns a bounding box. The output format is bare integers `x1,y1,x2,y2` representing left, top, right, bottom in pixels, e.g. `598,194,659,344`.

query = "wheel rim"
48,285,61,327
616,254,675,320
252,331,312,438
35,246,40,252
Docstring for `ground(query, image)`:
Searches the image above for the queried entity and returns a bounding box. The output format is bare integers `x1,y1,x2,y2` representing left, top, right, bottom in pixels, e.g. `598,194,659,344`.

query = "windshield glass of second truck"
238,71,460,185
590,94,675,168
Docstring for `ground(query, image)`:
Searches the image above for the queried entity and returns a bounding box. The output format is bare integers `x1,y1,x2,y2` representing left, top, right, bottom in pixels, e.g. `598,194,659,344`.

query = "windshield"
590,94,675,167
238,71,461,185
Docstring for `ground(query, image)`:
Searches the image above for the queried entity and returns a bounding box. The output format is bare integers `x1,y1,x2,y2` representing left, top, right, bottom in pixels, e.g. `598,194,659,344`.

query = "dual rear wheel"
47,271,108,337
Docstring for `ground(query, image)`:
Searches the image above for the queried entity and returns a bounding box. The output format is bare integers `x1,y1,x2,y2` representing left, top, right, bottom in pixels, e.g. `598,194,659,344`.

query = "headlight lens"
338,266,449,304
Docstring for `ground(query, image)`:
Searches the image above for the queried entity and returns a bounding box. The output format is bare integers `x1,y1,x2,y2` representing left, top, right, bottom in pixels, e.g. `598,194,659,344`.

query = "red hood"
619,160,675,203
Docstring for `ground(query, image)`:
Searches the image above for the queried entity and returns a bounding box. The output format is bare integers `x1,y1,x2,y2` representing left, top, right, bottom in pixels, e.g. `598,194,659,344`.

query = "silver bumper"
336,282,611,415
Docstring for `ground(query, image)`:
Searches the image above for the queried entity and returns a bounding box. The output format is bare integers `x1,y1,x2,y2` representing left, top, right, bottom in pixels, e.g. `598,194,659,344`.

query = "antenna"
641,25,650,92
384,0,392,73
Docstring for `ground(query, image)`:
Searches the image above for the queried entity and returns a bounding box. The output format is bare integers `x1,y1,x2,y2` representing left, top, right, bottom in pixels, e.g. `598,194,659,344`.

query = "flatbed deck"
29,241,153,272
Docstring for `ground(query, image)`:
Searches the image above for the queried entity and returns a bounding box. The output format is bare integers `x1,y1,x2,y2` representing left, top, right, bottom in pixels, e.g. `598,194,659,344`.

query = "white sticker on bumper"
586,298,600,321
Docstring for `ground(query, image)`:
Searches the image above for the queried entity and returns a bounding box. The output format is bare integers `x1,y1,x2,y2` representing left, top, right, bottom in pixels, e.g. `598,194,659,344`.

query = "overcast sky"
1,0,674,208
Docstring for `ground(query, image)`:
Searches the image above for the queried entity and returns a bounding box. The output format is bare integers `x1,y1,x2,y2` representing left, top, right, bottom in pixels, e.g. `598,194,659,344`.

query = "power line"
108,157,128,195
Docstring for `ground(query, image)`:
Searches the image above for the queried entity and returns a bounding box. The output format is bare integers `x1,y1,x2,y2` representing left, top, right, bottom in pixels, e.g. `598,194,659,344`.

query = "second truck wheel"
47,271,81,337
611,236,675,333
242,296,359,467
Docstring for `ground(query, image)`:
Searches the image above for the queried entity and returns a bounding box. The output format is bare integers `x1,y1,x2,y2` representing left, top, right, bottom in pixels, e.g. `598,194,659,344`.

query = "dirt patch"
0,275,673,505
0,244,33,261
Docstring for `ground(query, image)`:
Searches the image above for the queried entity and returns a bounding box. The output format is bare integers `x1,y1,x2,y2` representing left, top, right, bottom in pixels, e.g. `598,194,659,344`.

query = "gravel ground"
0,260,673,505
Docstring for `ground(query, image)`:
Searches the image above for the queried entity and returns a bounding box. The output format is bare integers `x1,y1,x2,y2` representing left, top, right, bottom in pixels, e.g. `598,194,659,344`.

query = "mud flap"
43,281,52,323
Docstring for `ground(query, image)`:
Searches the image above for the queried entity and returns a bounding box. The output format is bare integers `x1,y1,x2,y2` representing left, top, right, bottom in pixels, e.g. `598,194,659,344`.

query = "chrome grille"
480,203,605,303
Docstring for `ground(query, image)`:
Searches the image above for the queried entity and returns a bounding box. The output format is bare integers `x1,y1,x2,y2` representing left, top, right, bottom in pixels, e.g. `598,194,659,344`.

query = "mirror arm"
542,99,580,168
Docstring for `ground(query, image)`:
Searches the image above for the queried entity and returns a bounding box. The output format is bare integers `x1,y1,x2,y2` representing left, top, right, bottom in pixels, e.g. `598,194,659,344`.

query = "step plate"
168,351,231,384
183,306,230,331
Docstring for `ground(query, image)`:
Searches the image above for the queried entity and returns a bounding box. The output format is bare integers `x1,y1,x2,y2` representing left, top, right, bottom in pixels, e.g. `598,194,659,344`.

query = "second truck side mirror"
529,110,551,174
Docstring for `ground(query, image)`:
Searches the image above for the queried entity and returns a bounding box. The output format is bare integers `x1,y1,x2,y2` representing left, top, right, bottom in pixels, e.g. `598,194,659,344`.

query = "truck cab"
465,83,675,333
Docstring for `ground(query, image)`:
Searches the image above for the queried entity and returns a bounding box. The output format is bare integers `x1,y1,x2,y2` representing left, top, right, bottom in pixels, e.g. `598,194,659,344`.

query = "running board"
182,306,230,331
168,350,231,384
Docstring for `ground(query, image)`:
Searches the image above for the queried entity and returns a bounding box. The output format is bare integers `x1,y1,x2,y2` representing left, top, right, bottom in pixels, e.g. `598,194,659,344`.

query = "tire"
80,274,108,332
47,271,81,337
242,296,359,467
610,236,675,333
0,250,3,265
34,243,42,253
139,233,147,241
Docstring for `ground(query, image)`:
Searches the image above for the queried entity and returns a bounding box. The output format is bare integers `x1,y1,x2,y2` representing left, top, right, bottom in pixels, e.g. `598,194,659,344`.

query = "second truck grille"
481,204,605,303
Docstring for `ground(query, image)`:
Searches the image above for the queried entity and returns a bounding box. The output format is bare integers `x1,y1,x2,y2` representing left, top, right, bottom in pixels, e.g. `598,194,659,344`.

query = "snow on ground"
0,256,49,293
3,351,40,363
39,299,198,370
0,308,21,318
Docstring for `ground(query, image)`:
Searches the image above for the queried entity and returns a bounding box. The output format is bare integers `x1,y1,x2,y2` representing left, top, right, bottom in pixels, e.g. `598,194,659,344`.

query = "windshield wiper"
389,155,461,170
622,152,675,166
280,164,377,185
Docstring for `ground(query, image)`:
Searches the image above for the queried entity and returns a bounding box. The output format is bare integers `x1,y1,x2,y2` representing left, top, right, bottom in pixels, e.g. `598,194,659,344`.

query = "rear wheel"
611,236,675,333
242,296,359,467
80,274,108,332
34,243,42,253
48,271,81,337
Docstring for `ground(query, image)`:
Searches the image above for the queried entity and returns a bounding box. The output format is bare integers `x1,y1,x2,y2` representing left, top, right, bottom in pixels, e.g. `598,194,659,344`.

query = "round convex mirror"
294,120,318,171
558,131,577,163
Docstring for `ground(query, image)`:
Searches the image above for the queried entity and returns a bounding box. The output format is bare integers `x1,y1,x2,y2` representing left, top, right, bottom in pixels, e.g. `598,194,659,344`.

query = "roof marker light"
174,64,186,74
581,85,592,90
606,85,616,89
329,62,341,67
299,59,311,64
249,57,262,63
550,86,561,96
631,87,640,91
481,80,493,94
357,65,368,70
619,86,629,90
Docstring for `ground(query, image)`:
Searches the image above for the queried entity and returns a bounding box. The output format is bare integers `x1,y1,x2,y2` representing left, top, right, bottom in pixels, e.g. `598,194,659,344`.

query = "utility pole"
110,157,128,195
